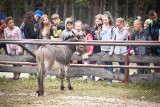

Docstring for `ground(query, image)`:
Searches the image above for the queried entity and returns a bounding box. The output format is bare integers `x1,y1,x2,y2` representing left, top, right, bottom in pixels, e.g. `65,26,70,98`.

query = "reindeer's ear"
72,31,79,40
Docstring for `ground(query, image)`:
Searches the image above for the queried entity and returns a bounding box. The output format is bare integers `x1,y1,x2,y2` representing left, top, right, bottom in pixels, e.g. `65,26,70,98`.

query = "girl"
92,14,103,53
125,22,134,55
39,14,52,39
114,18,128,74
100,14,115,73
82,24,94,64
74,20,84,37
4,16,23,80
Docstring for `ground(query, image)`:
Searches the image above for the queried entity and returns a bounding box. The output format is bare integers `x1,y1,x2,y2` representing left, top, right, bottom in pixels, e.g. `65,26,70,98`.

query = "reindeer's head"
72,32,88,60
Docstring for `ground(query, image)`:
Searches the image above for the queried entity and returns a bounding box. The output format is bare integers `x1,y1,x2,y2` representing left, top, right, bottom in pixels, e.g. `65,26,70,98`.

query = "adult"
133,20,151,74
148,10,160,72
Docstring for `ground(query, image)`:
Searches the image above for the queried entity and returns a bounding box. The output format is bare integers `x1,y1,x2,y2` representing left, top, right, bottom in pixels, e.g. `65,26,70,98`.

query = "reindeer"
36,36,88,96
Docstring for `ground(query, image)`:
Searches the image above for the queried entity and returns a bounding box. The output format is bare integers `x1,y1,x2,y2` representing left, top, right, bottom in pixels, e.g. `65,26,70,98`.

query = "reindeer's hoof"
60,86,65,90
36,90,44,96
68,86,73,90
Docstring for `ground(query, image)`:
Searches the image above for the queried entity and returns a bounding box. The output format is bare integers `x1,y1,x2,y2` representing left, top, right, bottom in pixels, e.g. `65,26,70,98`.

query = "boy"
60,18,75,41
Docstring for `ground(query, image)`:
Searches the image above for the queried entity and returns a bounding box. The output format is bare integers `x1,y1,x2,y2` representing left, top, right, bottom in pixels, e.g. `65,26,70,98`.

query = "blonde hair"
75,20,82,26
115,17,125,26
39,14,51,39
95,14,103,20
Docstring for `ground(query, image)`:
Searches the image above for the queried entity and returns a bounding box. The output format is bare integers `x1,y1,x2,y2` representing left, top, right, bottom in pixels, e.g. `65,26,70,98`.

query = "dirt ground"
2,94,159,107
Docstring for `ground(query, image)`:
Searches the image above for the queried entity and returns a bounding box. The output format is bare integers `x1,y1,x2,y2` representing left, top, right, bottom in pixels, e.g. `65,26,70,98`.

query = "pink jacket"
86,33,94,55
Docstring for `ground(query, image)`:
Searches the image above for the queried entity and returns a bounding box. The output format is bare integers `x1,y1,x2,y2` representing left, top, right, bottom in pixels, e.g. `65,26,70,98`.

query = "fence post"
124,55,129,82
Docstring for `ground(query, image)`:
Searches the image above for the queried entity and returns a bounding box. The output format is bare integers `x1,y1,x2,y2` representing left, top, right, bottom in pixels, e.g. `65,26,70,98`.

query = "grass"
0,77,160,107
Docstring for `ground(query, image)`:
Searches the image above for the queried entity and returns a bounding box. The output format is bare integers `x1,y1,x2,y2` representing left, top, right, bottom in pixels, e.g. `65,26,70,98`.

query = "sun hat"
35,10,43,18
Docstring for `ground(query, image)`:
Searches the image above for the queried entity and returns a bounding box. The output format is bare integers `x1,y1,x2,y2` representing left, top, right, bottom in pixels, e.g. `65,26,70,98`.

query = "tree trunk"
55,0,59,14
102,0,106,14
125,0,128,19
88,5,91,26
63,0,67,21
99,0,103,13
115,0,119,18
71,0,74,20
111,0,115,18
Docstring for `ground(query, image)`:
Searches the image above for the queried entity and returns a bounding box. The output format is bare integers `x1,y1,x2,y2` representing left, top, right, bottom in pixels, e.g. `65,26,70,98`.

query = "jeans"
101,51,113,73
119,62,124,74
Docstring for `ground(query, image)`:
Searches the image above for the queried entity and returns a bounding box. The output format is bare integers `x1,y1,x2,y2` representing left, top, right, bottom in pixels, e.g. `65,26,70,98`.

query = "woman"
114,18,128,74
4,16,23,80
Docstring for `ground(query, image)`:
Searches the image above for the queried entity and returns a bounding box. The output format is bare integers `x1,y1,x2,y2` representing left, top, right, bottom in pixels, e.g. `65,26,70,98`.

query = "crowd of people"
0,9,160,80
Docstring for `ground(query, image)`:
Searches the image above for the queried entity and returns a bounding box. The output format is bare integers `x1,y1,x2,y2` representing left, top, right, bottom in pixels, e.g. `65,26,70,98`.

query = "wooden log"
0,66,123,80
1,54,160,64
0,66,160,83
129,73,160,83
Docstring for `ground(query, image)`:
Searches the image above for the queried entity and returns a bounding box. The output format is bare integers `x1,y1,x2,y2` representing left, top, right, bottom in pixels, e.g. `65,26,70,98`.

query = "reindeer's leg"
65,66,73,90
37,68,45,96
60,69,65,90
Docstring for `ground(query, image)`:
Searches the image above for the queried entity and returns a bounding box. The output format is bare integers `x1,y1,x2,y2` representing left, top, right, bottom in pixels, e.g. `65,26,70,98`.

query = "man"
148,10,160,72
34,10,43,29
51,14,65,39
133,19,151,74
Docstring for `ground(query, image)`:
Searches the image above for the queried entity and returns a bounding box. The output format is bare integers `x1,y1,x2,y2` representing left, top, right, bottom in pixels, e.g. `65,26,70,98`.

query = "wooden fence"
0,39,160,83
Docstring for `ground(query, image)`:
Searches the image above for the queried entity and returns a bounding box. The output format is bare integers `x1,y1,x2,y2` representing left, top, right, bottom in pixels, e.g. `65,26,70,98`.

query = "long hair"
23,11,35,24
104,11,114,26
39,14,51,39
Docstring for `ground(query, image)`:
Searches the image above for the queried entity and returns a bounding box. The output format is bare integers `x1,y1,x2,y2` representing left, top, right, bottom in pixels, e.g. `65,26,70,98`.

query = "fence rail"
0,39,160,82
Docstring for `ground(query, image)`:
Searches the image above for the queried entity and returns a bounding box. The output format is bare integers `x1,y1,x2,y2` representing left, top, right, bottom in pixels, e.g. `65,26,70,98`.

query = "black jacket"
24,23,39,39
132,29,151,55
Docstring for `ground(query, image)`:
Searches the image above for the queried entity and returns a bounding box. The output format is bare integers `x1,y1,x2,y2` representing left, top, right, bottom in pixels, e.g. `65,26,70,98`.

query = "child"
124,22,135,55
114,18,128,74
60,18,75,41
74,20,84,37
144,19,152,30
39,14,52,39
4,16,23,80
73,20,84,64
99,14,115,73
0,15,8,54
82,24,94,64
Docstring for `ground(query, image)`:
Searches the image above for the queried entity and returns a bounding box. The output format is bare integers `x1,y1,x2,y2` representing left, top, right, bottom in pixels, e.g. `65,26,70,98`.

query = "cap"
35,10,43,18
145,19,152,24
0,15,6,20
51,14,59,19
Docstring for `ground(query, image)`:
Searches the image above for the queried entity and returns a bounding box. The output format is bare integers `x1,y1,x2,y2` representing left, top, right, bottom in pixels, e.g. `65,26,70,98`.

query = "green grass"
0,77,160,106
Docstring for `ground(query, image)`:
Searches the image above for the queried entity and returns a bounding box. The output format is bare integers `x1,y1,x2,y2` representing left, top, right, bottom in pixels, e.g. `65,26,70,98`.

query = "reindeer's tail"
38,45,46,76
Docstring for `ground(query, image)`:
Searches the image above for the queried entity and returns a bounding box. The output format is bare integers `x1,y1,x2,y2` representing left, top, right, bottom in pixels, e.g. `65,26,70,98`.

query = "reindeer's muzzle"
81,53,89,60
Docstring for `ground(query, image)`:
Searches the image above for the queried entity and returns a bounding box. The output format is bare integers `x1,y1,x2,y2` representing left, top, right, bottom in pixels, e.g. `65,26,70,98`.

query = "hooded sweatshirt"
114,27,128,56
100,25,115,54
60,18,76,41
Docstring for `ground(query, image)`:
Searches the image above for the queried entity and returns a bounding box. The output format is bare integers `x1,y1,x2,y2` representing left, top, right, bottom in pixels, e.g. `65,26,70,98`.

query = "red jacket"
86,33,94,55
